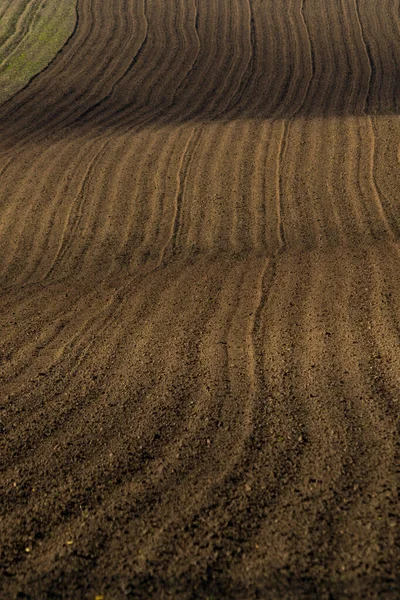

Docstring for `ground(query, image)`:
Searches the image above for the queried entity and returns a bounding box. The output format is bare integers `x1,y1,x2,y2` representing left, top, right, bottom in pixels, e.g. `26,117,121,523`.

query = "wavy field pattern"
0,1,399,598
0,0,76,104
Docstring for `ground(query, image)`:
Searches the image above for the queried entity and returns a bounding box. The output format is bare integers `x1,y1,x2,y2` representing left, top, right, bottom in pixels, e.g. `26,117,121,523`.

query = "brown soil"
0,1,399,598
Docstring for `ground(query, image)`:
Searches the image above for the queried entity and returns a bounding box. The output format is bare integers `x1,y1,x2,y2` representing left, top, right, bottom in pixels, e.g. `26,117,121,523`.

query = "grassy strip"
0,0,77,105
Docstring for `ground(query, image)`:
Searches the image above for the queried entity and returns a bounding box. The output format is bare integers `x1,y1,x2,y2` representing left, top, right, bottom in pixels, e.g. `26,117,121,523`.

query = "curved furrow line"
79,260,269,580
72,0,148,125
0,136,112,288
26,139,111,283
138,127,202,265
323,116,380,247
0,269,164,453
297,117,346,250
278,118,317,251
112,0,187,125
103,130,173,273
225,120,266,254
353,0,373,113
258,252,313,464
75,0,157,129
119,126,193,267
51,133,156,278
312,250,388,466
0,274,138,396
190,0,232,119
367,116,400,238
238,247,398,587
0,153,16,183
328,250,396,577
331,118,372,247
282,116,380,252
0,139,76,284
0,260,241,552
0,0,44,66
276,120,288,250
230,0,282,118
80,0,195,134
207,121,249,254
264,1,317,251
0,0,125,147
0,298,157,511
167,0,201,112
41,140,111,281
255,120,288,254
141,0,222,127
76,0,196,136
0,0,21,22
347,117,395,242
55,139,137,277
254,252,357,575
42,0,131,127
0,265,187,465
254,0,294,118
193,120,274,255
358,117,395,239
192,123,236,254
0,294,93,394
304,118,343,248
335,0,365,115
335,0,369,115
301,1,339,115
271,0,314,119
226,252,317,581
322,0,355,115
323,248,398,579
0,0,85,153
335,246,398,446
293,0,315,117
357,0,400,115
219,0,254,118
10,118,193,284
242,120,282,254
341,117,372,244
181,0,228,120
216,122,252,255
0,137,103,285
203,0,252,120
153,0,221,125
0,297,87,402
0,0,37,48
136,263,248,493
123,260,273,572
175,124,227,254
133,127,189,263
232,120,272,254
247,121,271,253
361,243,400,410
144,0,203,116
64,261,228,485
159,125,203,261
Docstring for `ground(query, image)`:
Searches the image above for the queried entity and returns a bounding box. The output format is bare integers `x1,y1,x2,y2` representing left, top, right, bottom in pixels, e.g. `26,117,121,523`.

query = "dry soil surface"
0,1,399,598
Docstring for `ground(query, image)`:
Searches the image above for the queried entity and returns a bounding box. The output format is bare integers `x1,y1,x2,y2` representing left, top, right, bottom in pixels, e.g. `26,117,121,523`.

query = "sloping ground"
0,0,76,105
0,1,399,598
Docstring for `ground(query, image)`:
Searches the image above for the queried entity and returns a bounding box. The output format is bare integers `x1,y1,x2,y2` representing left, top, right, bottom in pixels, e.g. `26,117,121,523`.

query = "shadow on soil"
0,0,399,146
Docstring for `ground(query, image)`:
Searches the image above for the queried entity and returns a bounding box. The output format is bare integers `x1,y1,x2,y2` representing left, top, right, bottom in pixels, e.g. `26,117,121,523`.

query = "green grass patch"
0,1,77,105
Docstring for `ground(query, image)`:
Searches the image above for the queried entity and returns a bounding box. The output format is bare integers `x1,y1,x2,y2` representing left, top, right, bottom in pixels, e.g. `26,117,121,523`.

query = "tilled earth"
0,1,399,598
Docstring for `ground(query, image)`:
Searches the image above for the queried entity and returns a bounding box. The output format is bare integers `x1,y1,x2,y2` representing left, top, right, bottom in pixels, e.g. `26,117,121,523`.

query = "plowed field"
0,1,399,598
